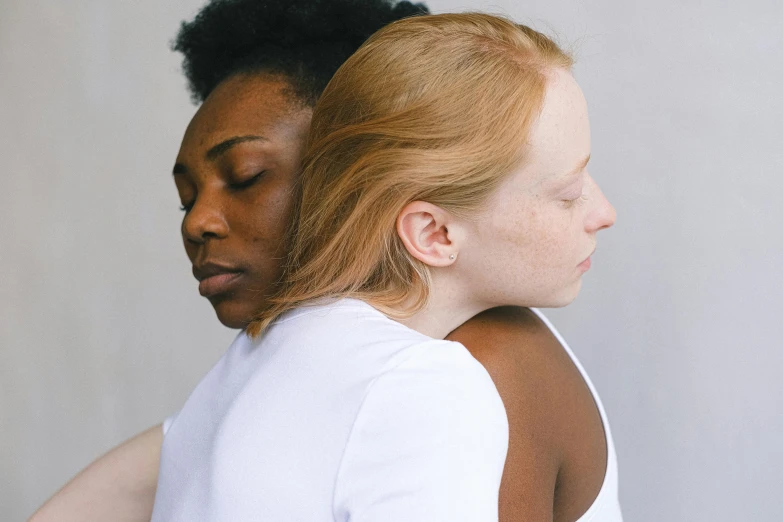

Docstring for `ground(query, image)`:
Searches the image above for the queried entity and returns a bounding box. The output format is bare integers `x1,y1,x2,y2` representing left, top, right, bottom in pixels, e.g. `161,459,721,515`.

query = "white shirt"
151,298,509,521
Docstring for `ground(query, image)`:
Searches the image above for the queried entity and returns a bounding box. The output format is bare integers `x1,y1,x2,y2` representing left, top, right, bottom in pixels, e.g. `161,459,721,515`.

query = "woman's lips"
198,271,244,297
577,256,592,271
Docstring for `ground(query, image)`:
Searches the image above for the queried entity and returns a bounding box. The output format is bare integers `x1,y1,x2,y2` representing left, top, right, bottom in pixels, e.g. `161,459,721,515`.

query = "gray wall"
2,0,781,520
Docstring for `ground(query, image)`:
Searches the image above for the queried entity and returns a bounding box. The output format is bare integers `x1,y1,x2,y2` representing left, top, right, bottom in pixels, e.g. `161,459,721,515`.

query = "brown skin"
174,74,311,329
174,72,607,521
448,307,607,522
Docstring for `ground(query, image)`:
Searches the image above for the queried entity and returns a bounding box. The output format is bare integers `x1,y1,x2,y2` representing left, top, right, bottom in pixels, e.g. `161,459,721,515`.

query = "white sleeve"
332,341,509,522
162,410,179,436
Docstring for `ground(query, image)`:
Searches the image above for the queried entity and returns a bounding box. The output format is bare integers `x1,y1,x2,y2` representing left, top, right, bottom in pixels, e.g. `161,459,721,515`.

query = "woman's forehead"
181,75,312,152
524,69,591,184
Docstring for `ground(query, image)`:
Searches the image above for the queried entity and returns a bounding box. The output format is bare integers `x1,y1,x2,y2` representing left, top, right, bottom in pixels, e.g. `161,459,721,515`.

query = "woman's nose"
181,192,229,244
585,176,616,233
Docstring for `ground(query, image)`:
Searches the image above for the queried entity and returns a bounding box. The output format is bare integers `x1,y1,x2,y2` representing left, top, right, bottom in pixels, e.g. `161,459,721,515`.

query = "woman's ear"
396,201,462,267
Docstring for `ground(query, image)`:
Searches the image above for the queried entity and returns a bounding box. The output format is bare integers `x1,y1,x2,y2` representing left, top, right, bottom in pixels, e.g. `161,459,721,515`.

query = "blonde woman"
152,13,620,522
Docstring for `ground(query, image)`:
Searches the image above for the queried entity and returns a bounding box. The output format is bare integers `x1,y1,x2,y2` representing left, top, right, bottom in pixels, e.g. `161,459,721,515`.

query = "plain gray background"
2,0,781,520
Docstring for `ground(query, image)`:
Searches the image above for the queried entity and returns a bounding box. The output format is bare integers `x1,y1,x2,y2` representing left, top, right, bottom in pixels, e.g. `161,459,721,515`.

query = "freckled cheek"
526,216,576,269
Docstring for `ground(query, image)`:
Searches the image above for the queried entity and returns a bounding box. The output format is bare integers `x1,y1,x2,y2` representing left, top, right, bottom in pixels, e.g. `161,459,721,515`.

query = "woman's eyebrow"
546,154,589,190
172,135,269,175
563,153,591,179
205,135,268,161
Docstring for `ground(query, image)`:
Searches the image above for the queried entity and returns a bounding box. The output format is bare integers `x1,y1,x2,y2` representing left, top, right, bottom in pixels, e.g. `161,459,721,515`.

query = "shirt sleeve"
332,340,509,522
162,410,179,436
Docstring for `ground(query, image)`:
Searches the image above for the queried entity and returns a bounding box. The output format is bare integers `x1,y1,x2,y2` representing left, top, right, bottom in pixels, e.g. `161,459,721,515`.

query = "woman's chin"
529,280,583,309
210,299,257,330
556,279,583,307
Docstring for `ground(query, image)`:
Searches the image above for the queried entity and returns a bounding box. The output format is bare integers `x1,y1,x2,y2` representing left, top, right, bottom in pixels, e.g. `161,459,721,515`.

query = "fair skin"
32,69,615,522
29,425,163,522
399,68,614,338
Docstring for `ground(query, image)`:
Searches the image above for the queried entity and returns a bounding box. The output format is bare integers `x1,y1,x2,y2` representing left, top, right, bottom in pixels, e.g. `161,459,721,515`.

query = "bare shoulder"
447,307,568,410
447,306,556,370
447,307,607,522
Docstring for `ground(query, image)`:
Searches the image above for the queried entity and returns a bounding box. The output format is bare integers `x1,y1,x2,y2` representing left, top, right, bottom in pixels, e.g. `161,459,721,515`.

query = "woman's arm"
29,424,163,522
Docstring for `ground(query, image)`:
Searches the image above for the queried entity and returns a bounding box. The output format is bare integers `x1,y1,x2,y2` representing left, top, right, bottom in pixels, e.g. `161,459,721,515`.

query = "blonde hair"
247,12,573,337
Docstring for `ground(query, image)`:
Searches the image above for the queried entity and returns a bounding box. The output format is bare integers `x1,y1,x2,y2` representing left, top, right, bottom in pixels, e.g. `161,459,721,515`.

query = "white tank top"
154,300,622,521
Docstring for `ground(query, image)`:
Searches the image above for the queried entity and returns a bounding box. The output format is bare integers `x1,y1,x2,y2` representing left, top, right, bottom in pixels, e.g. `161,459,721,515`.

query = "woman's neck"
396,272,490,339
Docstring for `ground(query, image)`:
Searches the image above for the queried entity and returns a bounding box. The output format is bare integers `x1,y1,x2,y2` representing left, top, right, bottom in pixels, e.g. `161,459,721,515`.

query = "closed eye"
229,171,266,191
562,194,588,208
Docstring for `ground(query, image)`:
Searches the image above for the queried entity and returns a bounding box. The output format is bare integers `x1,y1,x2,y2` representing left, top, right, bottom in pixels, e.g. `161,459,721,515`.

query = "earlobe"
396,201,460,267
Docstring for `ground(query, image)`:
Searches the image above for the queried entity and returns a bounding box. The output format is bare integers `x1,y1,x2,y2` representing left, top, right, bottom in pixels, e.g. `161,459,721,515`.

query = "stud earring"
449,254,456,260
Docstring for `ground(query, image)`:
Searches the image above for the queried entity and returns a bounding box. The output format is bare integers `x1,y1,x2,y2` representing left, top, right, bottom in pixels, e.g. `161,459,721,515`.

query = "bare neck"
396,272,489,339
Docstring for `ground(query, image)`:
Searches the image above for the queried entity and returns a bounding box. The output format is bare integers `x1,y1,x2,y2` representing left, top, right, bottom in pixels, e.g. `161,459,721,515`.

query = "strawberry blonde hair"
247,13,573,337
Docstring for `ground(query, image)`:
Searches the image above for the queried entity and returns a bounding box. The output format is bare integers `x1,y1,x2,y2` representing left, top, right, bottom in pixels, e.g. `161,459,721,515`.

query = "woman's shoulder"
373,337,507,404
350,337,510,446
447,306,606,442
446,306,577,390
385,337,505,393
337,338,509,479
448,306,611,520
333,343,509,521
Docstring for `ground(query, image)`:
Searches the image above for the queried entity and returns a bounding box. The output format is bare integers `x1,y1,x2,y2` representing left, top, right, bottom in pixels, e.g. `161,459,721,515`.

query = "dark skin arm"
447,306,607,522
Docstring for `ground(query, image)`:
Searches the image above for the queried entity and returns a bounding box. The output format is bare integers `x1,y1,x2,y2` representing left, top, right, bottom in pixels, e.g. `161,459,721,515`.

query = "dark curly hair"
172,0,429,105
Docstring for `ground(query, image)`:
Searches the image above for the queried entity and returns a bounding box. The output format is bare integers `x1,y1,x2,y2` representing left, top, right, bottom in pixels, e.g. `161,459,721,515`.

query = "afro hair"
172,0,429,105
